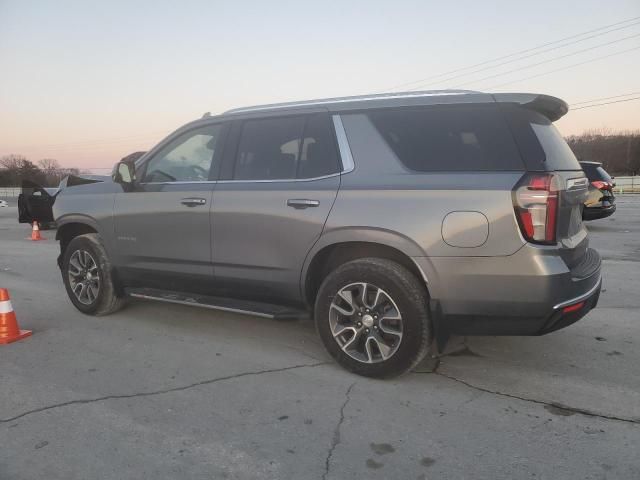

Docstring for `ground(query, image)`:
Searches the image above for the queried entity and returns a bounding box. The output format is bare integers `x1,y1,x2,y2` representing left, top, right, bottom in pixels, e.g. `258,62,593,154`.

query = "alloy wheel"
329,282,403,363
68,249,100,305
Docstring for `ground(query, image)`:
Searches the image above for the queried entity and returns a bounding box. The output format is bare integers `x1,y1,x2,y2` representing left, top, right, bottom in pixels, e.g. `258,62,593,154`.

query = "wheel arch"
55,216,100,268
302,237,429,308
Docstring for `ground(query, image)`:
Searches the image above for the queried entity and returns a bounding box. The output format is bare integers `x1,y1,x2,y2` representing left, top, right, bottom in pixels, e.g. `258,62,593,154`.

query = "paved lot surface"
1,196,639,480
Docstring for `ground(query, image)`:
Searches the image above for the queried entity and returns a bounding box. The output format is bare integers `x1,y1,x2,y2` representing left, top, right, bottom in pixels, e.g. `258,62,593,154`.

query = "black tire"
315,258,431,378
61,233,126,316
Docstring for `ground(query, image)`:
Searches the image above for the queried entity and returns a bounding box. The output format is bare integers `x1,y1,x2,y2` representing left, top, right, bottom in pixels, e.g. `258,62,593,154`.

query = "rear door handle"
181,197,207,207
287,199,320,209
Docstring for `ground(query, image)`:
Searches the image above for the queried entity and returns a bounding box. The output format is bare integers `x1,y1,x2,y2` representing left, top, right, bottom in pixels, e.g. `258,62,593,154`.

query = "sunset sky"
1,0,639,171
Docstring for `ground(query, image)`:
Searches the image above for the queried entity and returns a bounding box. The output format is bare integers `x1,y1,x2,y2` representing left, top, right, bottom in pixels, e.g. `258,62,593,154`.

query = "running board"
125,288,309,320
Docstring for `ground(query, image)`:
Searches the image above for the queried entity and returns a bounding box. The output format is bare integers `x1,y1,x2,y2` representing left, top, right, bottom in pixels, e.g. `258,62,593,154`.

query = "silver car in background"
43,90,601,378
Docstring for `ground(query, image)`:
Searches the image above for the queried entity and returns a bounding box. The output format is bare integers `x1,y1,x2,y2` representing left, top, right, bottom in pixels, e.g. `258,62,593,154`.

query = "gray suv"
47,90,602,378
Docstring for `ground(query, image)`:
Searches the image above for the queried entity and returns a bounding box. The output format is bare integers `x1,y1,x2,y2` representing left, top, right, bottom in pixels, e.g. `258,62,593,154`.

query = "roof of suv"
221,90,569,121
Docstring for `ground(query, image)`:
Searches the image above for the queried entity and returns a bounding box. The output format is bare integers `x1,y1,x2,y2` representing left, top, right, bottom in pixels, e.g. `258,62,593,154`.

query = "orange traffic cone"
30,221,44,241
0,289,32,344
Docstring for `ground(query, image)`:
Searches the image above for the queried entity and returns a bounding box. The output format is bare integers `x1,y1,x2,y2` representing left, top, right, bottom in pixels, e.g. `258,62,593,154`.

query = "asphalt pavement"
1,196,639,480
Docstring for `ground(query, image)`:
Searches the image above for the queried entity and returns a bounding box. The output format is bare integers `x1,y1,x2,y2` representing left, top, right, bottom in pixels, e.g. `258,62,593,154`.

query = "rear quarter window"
367,105,524,172
501,106,581,172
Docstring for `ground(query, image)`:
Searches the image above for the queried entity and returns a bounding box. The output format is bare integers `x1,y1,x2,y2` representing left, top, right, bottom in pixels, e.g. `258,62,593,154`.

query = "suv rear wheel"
315,258,431,378
62,233,126,316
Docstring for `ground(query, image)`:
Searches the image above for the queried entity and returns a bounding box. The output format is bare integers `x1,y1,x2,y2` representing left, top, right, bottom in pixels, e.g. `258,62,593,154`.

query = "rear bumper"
414,245,602,336
583,203,616,221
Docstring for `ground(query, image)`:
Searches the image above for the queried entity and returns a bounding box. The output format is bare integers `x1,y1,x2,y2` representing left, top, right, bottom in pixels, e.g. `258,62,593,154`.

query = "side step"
125,288,309,321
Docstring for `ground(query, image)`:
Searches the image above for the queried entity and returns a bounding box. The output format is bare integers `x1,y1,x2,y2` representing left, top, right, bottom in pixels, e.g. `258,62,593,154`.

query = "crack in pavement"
434,371,640,425
322,382,356,480
0,362,329,424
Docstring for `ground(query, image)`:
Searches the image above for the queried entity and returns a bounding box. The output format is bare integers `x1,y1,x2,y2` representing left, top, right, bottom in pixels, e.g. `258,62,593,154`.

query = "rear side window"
233,114,340,180
530,119,581,171
297,114,341,178
234,116,304,180
367,105,524,172
595,166,613,182
501,106,581,172
581,163,612,182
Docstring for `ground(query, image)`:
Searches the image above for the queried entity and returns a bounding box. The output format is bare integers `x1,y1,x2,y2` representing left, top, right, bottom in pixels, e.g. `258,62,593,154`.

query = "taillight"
513,173,560,245
591,180,611,191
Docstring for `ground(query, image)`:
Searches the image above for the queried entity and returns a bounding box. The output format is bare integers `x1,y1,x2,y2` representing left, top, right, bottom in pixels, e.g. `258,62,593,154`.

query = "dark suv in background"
580,161,616,220
24,90,602,378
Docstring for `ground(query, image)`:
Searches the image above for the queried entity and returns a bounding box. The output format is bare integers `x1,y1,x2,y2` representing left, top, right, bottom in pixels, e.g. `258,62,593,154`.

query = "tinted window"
530,119,581,171
368,106,523,171
502,107,581,172
596,166,613,182
582,163,612,182
297,114,341,178
234,116,305,180
143,124,223,182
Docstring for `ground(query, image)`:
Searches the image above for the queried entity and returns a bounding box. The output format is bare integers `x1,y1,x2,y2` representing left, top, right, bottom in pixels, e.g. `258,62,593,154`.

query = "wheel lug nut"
358,312,362,316
365,328,369,334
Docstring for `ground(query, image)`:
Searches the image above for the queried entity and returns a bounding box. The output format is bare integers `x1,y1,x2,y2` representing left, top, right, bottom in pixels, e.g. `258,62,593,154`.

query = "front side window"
143,124,223,182
233,114,340,180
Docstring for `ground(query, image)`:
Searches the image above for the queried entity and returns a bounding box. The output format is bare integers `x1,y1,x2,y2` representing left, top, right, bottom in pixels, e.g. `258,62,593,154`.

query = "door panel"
113,183,215,292
212,176,339,304
111,122,227,293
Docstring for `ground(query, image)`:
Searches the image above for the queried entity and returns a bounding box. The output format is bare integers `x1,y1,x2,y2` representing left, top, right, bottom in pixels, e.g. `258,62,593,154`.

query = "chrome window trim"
137,172,343,186
332,115,355,174
137,180,216,186
217,172,341,184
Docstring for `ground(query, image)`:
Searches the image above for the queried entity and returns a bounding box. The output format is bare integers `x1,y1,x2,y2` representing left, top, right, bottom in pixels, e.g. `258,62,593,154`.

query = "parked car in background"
580,161,616,220
20,91,602,378
0,200,8,207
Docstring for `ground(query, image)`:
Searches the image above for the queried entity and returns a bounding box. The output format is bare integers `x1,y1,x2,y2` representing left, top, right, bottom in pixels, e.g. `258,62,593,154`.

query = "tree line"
0,155,87,187
566,129,639,176
1,129,639,187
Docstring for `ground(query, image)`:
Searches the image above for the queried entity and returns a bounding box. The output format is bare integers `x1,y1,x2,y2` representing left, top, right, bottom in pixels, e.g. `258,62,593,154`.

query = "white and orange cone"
0,289,32,344
29,221,44,241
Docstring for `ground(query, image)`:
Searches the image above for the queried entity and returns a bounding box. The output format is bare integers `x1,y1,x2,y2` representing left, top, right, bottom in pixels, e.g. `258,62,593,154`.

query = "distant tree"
566,130,640,176
38,158,61,171
0,154,46,186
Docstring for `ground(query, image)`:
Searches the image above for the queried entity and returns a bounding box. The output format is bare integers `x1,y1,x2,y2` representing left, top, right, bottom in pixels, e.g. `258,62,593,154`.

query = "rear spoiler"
492,93,569,122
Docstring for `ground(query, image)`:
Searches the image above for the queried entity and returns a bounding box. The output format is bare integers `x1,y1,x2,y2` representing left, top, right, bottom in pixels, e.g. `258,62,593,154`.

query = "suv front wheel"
61,233,126,316
315,258,431,378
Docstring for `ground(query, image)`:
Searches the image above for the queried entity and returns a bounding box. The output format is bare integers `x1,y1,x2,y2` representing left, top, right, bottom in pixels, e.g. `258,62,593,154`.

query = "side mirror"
112,160,136,188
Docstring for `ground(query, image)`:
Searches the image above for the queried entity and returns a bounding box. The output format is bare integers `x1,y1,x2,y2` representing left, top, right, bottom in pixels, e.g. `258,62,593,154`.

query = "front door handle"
181,197,207,207
287,199,320,209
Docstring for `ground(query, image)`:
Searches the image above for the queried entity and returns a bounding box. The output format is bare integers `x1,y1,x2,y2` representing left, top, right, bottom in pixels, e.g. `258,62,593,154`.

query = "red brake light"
513,173,560,245
562,301,585,314
591,180,611,190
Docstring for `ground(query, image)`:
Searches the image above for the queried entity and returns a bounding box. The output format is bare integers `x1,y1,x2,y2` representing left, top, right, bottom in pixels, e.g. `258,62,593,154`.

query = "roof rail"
223,89,482,115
